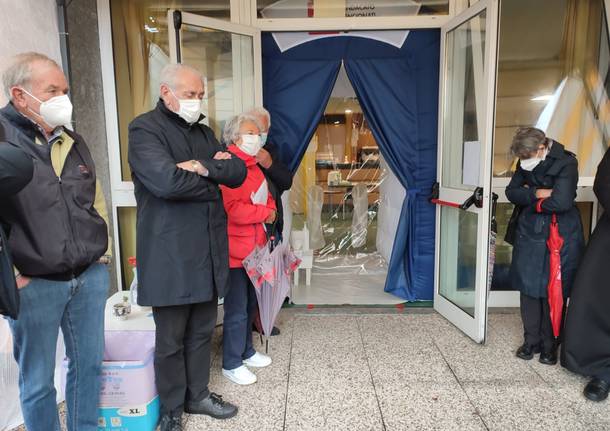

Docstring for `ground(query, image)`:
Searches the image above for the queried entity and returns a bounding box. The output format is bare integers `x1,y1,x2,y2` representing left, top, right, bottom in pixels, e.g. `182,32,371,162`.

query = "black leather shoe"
185,392,238,419
584,378,610,402
516,343,540,360
539,348,558,365
159,414,183,431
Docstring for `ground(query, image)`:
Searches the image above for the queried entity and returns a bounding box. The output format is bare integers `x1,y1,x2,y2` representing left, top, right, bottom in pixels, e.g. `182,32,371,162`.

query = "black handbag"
504,204,523,246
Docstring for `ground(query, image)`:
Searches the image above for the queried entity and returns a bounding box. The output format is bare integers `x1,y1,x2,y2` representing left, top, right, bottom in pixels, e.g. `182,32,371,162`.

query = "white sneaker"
243,352,272,368
222,365,257,385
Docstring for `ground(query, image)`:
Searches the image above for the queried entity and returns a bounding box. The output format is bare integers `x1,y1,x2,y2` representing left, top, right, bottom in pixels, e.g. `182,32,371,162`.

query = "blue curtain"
262,31,439,300
263,53,341,171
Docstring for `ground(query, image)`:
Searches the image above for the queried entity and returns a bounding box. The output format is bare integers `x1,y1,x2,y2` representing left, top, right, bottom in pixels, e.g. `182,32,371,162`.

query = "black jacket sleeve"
505,167,537,206
594,147,610,213
0,143,33,198
128,124,219,202
539,158,579,214
259,142,293,192
197,130,246,189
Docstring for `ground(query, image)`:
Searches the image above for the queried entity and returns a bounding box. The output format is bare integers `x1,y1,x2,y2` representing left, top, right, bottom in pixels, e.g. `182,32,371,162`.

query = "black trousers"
520,293,565,352
152,298,217,415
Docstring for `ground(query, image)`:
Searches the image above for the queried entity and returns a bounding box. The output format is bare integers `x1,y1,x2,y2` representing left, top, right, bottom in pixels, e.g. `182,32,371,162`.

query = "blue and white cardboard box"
63,334,159,431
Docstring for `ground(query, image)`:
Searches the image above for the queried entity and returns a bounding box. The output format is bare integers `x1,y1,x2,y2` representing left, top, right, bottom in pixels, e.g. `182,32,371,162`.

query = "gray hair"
246,107,271,130
2,52,60,100
222,113,263,145
511,127,548,159
159,63,204,92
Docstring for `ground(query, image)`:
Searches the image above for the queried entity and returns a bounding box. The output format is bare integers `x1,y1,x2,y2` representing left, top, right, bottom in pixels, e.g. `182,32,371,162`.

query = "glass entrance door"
167,10,262,136
433,0,500,343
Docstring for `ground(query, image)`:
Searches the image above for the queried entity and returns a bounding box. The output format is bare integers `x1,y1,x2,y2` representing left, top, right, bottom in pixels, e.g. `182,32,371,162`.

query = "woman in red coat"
220,114,276,385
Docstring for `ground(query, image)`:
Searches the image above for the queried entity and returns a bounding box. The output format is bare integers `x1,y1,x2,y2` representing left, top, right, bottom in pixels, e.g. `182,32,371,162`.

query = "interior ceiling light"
531,94,553,101
334,121,341,125
345,109,353,114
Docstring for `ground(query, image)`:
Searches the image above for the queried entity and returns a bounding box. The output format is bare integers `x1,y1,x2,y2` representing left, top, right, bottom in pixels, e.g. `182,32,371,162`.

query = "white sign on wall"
462,140,481,187
261,0,421,52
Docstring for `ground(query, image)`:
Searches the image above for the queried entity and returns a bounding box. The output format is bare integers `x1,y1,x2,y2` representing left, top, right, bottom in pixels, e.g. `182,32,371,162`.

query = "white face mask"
520,157,542,172
22,89,73,128
520,147,547,172
169,88,202,124
239,134,263,156
260,133,268,145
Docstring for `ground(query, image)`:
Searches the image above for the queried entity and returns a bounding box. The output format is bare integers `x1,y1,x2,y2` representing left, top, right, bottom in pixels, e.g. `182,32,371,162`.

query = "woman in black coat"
505,127,584,365
562,147,610,402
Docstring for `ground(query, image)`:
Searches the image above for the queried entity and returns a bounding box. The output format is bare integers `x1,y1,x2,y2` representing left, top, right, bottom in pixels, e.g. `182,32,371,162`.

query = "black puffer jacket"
506,141,584,298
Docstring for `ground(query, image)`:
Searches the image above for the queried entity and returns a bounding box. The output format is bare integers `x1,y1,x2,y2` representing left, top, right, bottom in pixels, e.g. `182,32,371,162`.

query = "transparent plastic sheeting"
284,146,406,304
0,319,65,429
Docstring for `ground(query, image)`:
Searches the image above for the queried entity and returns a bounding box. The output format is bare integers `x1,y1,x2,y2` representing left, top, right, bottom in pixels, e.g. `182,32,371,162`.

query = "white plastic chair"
307,185,325,250
351,183,368,248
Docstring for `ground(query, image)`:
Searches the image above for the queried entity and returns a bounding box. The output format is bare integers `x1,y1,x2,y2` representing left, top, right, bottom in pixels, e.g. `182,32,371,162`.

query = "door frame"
168,10,263,108
433,0,500,343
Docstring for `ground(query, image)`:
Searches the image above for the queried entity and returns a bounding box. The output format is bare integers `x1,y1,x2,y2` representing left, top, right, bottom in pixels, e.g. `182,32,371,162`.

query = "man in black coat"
562,147,610,402
0,142,33,318
128,63,246,431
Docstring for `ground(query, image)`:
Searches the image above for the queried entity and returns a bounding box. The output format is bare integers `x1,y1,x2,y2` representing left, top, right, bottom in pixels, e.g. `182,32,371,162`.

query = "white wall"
0,0,62,105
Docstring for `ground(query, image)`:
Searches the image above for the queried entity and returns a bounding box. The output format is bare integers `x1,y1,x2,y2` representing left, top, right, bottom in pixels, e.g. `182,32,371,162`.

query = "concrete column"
65,0,118,293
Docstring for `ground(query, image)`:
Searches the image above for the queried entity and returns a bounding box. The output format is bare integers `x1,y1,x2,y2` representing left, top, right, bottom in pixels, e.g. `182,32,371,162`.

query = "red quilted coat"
220,144,276,268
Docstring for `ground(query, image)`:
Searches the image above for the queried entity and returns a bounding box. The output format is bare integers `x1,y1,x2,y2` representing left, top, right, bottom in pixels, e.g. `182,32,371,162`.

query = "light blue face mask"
260,133,268,145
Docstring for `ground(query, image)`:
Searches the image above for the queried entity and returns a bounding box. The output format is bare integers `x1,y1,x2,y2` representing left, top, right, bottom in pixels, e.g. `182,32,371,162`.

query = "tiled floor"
14,309,610,431
182,309,610,431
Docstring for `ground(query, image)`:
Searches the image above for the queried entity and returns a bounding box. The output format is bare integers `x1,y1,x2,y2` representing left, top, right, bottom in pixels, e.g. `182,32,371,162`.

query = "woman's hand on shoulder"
265,209,277,224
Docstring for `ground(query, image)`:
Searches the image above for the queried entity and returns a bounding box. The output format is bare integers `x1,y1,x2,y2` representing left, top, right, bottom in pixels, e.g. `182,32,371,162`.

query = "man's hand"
535,189,552,199
176,160,208,176
265,209,277,224
256,148,273,169
213,151,232,160
16,275,30,289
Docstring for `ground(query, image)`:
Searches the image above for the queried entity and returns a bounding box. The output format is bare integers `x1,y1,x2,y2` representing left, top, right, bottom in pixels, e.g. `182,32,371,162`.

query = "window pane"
494,0,610,178
257,0,448,18
180,25,255,139
109,0,231,181
439,206,478,317
441,10,486,190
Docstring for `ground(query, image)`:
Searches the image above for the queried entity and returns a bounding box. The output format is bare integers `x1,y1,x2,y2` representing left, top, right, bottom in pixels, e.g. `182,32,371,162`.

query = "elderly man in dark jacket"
0,52,111,431
506,127,584,366
128,63,246,431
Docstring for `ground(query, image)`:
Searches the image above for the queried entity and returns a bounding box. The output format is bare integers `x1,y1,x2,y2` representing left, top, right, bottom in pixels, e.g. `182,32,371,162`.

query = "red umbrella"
546,213,564,337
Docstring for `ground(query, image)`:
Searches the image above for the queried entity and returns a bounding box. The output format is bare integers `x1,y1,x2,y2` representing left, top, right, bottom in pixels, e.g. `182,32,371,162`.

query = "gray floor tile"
375,380,487,431
463,381,590,431
435,335,544,384
284,383,384,431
